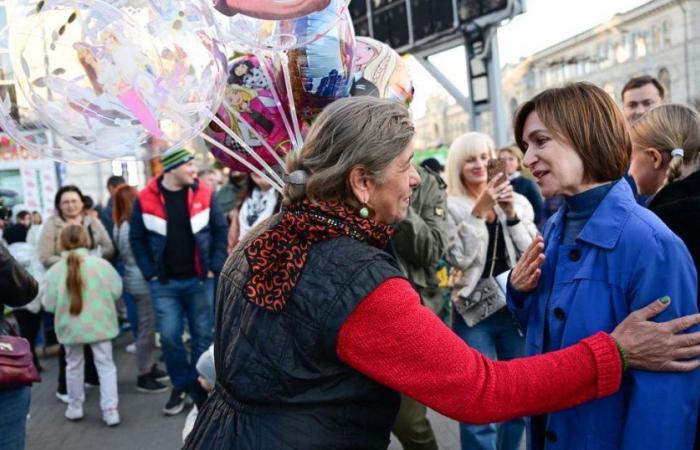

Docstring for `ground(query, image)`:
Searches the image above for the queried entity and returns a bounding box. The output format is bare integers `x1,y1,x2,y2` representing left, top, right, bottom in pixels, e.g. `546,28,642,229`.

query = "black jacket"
185,224,405,450
648,170,700,305
0,245,38,329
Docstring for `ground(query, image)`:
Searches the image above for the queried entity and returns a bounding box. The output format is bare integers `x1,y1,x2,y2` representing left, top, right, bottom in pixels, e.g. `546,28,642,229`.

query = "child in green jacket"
43,224,122,426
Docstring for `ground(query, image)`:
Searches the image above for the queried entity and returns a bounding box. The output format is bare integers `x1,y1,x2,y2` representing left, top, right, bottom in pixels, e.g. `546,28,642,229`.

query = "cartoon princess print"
224,84,290,153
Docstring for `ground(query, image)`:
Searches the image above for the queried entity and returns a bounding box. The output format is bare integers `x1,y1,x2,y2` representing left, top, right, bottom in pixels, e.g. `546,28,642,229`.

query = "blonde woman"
630,104,700,304
445,132,537,450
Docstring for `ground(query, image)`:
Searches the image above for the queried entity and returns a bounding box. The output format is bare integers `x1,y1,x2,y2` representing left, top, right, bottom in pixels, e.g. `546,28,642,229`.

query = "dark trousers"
13,310,42,370
58,345,99,393
392,394,438,450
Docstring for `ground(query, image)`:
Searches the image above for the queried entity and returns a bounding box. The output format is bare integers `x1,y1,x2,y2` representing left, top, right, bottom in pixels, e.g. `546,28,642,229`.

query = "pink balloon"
207,55,293,172
214,0,330,19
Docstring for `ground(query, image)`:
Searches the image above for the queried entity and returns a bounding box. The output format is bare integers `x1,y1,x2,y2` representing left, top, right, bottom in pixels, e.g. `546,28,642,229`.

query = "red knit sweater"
336,278,622,425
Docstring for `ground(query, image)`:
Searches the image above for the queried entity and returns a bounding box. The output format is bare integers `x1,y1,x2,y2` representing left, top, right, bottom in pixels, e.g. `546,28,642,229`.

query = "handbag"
455,222,508,327
0,318,41,388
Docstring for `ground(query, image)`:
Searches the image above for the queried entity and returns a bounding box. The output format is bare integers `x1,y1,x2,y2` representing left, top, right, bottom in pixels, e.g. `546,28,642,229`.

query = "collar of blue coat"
549,178,633,250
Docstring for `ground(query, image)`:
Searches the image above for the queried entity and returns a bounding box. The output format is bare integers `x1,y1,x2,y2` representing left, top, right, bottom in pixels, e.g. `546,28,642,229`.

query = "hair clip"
284,170,309,185
671,148,685,158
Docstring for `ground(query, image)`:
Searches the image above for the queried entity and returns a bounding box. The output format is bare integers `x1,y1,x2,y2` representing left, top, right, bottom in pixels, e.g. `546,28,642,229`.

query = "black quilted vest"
185,234,405,450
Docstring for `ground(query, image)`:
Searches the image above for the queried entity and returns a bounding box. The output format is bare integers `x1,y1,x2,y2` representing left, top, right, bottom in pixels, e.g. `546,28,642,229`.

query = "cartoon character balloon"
4,0,226,161
272,10,355,128
206,55,293,172
351,37,414,106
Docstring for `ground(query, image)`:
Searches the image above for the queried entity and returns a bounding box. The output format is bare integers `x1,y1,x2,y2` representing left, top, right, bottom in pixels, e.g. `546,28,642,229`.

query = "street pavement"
25,335,462,450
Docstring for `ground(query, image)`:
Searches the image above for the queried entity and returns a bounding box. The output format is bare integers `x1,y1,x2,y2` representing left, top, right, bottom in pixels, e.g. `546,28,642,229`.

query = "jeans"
65,341,119,412
127,289,157,375
452,307,526,450
0,386,31,450
149,277,214,391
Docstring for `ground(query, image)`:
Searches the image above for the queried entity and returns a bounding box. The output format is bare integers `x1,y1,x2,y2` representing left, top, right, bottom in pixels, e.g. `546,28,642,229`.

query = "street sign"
349,0,511,53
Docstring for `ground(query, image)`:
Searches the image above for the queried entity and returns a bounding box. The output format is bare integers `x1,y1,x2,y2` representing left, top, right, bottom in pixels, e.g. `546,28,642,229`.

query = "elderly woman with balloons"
184,95,700,449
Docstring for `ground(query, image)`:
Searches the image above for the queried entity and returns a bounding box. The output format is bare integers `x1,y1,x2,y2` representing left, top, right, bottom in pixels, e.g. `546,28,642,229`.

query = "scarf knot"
244,199,393,312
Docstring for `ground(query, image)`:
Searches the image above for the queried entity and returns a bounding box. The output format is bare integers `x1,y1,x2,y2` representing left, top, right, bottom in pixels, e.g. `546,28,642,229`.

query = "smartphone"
487,159,508,183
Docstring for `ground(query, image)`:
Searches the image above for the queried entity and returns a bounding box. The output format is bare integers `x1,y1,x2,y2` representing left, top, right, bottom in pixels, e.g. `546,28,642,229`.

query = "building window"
635,31,648,58
658,67,671,100
662,20,672,47
0,84,18,122
652,25,661,51
509,98,518,121
0,5,6,49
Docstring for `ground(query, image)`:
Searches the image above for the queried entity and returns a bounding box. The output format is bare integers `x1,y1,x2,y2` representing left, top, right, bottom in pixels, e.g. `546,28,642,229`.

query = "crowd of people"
1,73,700,450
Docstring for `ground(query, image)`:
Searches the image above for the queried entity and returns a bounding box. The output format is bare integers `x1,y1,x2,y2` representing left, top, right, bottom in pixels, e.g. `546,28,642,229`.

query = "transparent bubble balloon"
215,0,350,51
0,92,112,163
6,0,227,161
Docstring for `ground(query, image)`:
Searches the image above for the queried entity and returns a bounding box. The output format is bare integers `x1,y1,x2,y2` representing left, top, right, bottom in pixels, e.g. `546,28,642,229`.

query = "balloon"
351,37,415,106
214,0,331,20
4,0,227,161
0,93,111,163
216,0,349,51
206,55,293,172
273,10,355,127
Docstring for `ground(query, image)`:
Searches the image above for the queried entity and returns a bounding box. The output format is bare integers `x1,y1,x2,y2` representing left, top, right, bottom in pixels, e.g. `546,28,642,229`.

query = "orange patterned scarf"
244,199,393,312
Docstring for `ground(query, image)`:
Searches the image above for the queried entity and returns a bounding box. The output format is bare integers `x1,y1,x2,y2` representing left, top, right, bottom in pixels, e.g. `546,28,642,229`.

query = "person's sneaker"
163,388,187,416
125,343,136,354
56,392,70,404
65,405,83,421
137,374,168,394
84,382,99,390
102,408,120,427
149,364,169,383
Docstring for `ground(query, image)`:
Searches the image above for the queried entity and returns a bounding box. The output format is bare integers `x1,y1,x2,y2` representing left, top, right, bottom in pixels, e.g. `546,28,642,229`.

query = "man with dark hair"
130,149,228,416
100,175,127,232
621,75,664,204
621,75,665,124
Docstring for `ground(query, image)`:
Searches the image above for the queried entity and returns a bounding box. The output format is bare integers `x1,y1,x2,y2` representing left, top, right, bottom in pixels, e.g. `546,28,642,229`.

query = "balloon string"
199,132,284,195
277,52,304,152
222,100,288,172
209,113,286,187
256,52,299,151
161,109,284,192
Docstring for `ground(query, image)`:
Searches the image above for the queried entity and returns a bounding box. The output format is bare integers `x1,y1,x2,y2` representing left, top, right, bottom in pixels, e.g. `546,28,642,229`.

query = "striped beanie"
160,148,194,172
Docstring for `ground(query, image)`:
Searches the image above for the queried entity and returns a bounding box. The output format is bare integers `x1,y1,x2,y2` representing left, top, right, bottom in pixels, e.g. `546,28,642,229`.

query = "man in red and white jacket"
130,148,227,416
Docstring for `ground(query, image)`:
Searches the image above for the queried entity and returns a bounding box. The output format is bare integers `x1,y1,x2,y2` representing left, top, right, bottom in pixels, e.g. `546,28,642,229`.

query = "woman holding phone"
445,131,537,450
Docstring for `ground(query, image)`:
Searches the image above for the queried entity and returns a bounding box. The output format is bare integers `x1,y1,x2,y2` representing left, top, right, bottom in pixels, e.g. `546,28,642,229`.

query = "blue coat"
508,180,700,450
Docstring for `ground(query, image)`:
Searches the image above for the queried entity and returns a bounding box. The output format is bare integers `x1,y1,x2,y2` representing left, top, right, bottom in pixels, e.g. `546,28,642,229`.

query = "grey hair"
284,96,415,206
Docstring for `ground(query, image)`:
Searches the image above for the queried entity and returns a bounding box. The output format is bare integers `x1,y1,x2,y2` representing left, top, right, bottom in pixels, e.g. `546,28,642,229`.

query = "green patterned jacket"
42,249,122,345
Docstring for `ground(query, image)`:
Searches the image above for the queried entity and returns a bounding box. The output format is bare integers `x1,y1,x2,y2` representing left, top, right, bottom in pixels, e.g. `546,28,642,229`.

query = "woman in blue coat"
507,82,700,450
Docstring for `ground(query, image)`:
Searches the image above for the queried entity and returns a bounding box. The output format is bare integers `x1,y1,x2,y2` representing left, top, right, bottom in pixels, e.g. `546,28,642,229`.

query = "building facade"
502,0,700,119
415,0,700,150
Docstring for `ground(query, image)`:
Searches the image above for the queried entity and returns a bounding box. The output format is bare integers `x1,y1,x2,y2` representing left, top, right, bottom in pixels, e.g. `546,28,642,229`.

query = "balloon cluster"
206,0,415,186
0,0,226,162
0,0,414,189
